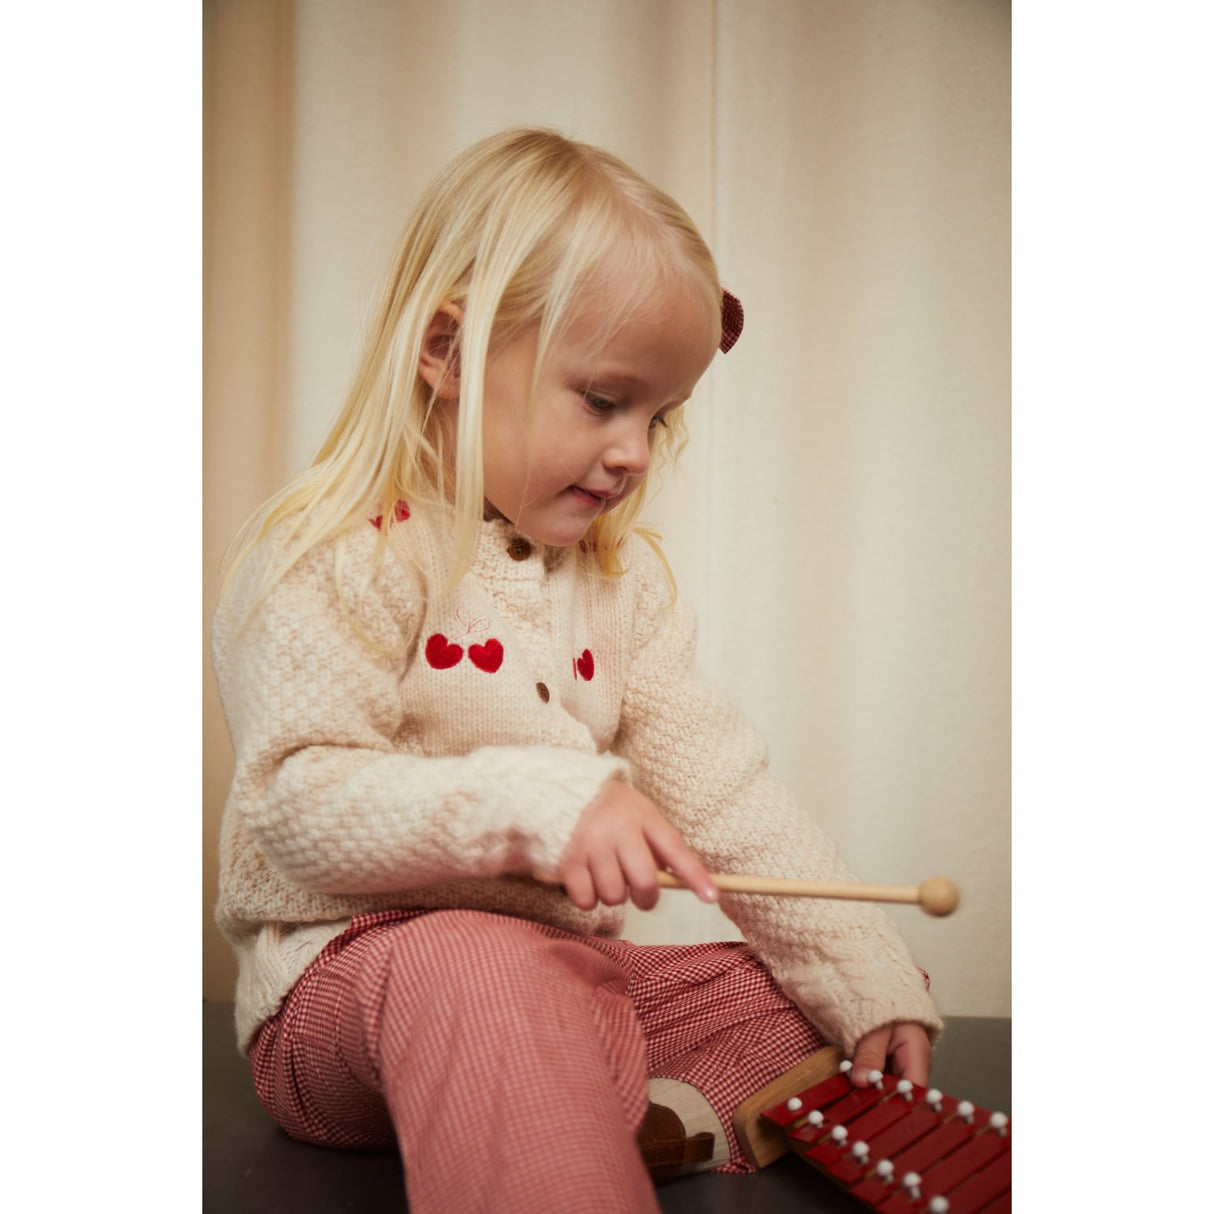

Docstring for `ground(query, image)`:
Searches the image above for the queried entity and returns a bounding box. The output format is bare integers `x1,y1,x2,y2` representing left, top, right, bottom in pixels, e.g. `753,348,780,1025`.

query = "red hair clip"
720,289,744,353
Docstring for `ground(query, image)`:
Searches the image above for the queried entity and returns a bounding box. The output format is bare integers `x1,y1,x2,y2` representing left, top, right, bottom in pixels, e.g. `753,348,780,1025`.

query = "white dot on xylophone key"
851,1141,869,1165
928,1197,950,1213
876,1160,894,1184
902,1171,922,1201
830,1125,848,1146
989,1111,1009,1136
839,1059,853,1074
926,1088,944,1112
867,1069,883,1089
897,1079,914,1101
957,1100,975,1124
807,1111,825,1129
786,1096,803,1113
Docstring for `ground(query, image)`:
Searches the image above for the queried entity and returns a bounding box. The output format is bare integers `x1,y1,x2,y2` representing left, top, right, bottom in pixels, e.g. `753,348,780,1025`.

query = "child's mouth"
568,485,613,510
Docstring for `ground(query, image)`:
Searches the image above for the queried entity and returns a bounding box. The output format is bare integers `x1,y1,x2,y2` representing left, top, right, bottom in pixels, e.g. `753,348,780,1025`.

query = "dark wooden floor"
203,1002,1010,1212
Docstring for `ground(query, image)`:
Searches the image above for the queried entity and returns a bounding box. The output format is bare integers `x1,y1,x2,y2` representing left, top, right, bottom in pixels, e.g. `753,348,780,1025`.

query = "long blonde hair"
220,127,723,601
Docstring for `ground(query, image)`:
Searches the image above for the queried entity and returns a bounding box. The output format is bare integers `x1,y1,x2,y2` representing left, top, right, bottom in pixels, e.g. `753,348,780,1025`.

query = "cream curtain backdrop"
203,0,1010,1018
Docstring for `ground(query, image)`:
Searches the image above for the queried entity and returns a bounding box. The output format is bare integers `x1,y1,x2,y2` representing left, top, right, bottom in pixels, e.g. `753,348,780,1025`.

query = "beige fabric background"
203,0,1010,1017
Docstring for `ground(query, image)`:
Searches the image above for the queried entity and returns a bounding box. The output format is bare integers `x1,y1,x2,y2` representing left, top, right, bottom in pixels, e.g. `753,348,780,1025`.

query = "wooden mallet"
533,870,960,916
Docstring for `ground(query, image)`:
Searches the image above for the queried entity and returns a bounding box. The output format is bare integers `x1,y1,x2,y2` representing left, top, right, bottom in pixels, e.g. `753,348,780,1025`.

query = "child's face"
478,276,717,547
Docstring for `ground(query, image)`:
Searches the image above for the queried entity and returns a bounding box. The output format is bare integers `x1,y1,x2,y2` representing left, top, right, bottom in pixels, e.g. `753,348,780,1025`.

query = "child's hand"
558,778,718,911
849,1022,932,1088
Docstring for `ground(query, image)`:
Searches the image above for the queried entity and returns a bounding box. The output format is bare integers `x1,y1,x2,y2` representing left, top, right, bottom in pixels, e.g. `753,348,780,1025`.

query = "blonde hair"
221,127,722,601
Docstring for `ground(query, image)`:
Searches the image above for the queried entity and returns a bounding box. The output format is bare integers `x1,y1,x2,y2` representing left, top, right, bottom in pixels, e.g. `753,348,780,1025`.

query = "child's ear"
418,303,464,399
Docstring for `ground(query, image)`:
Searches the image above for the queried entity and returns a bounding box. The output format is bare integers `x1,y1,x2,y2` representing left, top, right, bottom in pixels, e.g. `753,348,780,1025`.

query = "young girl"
212,127,942,1213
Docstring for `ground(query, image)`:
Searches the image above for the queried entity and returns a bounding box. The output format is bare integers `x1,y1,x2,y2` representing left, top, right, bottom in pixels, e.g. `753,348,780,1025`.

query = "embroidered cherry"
370,500,411,529
424,633,463,669
574,649,595,681
468,639,504,673
425,608,503,673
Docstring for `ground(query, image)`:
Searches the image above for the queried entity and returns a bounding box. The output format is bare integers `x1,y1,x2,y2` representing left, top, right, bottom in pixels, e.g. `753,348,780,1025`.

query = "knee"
384,911,619,1019
368,913,649,1129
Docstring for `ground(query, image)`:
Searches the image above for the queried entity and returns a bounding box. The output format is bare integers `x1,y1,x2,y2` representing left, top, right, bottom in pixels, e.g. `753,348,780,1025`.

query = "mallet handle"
661,872,918,900
532,871,959,916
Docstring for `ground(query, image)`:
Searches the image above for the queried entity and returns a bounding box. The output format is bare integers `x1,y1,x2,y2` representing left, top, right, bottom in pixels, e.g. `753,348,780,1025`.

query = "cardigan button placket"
507,536,532,561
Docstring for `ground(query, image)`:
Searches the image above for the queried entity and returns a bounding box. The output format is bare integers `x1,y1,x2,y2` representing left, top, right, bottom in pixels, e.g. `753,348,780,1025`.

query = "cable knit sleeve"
212,526,627,897
613,542,943,1054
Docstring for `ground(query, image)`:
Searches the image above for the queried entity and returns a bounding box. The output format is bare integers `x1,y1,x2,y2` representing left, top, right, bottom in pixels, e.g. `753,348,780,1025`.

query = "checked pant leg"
624,940,828,1174
252,911,661,1214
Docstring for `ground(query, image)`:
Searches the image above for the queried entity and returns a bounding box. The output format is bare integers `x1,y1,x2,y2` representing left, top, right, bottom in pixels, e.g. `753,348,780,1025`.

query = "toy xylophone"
754,1056,1010,1213
532,865,982,1206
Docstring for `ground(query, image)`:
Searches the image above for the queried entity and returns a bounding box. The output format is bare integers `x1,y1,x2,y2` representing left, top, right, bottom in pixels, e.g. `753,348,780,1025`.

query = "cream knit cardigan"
212,506,942,1054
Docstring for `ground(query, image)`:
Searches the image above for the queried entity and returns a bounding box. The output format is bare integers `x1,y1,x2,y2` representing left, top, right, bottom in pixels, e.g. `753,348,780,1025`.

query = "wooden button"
536,682,550,703
507,536,532,560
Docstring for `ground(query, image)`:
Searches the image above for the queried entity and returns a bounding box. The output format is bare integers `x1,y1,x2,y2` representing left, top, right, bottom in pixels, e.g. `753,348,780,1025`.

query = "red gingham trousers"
248,909,827,1214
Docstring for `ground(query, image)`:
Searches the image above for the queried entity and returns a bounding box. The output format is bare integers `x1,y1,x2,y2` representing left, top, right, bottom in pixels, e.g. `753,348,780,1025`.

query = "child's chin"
523,518,596,549
548,527,595,549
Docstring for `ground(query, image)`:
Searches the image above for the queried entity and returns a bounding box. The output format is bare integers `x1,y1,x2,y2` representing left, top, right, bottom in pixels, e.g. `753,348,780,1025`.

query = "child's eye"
649,413,670,431
583,392,615,414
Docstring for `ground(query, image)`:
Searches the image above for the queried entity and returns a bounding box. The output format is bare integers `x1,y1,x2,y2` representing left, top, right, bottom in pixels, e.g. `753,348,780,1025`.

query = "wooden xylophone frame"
754,1057,1011,1213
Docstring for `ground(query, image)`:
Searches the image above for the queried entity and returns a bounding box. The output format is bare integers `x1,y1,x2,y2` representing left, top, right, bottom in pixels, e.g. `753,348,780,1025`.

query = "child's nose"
605,419,652,475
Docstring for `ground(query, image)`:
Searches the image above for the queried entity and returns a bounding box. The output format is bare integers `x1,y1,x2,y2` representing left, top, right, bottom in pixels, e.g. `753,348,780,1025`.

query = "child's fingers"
588,853,629,907
886,1024,932,1087
556,780,714,911
848,1023,932,1089
892,1050,930,1088
559,863,599,912
646,819,717,904
849,1026,893,1088
618,837,662,910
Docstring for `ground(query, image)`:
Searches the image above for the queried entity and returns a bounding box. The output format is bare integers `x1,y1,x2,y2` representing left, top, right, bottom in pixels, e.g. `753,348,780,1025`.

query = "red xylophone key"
761,1069,1011,1214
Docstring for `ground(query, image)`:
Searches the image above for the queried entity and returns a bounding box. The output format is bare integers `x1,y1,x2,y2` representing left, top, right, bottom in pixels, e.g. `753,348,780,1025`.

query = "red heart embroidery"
468,639,504,673
425,633,463,669
575,649,594,681
370,500,411,530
